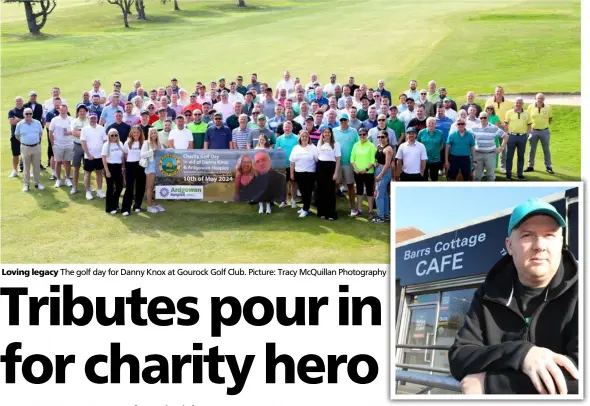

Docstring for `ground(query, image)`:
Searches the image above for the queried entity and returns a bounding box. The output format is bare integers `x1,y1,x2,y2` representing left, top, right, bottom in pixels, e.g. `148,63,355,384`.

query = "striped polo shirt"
231,127,251,149
471,124,505,153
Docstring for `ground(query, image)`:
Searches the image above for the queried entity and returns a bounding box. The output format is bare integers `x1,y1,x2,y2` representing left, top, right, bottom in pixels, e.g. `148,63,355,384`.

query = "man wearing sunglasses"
445,119,476,181
417,89,435,117
204,112,232,150
186,109,206,150
368,114,396,147
471,112,508,182
15,108,45,192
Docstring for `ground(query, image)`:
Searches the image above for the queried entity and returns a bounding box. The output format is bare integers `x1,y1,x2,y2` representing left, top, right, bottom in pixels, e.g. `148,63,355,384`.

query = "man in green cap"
450,198,578,395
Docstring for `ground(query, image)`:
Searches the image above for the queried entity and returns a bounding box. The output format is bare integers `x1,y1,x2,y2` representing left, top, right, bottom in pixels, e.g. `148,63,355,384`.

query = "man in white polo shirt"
168,115,193,150
275,71,295,98
471,112,508,182
395,127,427,181
49,104,73,188
81,112,107,200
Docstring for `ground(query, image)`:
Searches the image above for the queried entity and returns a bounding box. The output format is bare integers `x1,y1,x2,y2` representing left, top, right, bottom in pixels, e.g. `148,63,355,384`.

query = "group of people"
9,73,555,217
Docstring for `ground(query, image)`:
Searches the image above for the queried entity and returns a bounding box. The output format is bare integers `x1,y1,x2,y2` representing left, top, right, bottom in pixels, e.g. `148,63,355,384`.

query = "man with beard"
246,72,261,94
404,80,419,101
407,105,428,134
323,73,340,96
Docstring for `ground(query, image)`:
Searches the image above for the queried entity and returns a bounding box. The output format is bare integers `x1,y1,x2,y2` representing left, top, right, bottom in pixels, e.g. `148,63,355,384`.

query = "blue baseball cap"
508,198,566,236
339,113,349,121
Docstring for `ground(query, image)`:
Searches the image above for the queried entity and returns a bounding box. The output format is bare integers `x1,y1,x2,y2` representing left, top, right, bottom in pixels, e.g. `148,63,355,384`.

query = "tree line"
4,0,248,34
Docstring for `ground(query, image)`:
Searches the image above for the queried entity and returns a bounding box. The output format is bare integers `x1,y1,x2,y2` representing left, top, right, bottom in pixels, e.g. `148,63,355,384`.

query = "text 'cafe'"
393,188,579,395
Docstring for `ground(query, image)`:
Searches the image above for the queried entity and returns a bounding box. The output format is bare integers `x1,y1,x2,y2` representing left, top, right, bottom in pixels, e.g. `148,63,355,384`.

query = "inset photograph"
391,183,581,397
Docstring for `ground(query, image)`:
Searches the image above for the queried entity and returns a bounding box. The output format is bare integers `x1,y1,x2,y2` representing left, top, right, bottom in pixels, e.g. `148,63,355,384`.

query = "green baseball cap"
257,114,266,121
508,198,566,236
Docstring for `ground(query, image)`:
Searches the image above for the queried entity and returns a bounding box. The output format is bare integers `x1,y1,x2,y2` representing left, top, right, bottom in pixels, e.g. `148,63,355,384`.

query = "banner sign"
396,199,567,286
155,149,287,201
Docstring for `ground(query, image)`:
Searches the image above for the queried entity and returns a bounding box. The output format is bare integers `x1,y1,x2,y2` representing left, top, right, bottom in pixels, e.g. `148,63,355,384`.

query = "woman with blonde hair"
121,125,145,216
141,127,164,213
101,128,125,214
234,154,266,212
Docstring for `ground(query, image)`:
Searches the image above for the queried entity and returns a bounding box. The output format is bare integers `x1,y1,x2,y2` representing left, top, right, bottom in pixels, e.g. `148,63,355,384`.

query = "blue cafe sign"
396,198,568,286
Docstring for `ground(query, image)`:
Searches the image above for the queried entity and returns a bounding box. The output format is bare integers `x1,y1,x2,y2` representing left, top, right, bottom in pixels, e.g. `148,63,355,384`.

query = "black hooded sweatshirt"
449,249,578,394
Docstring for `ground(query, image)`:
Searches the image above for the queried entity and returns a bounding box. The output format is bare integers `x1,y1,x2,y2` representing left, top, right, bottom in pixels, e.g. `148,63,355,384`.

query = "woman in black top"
373,130,394,223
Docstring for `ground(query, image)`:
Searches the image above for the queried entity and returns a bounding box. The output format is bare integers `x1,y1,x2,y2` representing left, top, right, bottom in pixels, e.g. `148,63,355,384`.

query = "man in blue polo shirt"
333,116,360,216
99,94,123,128
15,108,45,192
435,103,454,169
445,118,476,181
310,86,329,113
204,112,232,149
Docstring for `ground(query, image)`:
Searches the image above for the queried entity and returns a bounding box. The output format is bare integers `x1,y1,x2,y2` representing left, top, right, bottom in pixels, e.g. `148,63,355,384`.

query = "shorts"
84,157,104,172
73,143,84,167
10,137,20,157
53,145,74,162
145,159,156,175
338,164,355,185
354,172,375,196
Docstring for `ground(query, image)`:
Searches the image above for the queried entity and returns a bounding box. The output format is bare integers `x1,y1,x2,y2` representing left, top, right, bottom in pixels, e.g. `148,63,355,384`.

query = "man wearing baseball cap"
450,198,578,394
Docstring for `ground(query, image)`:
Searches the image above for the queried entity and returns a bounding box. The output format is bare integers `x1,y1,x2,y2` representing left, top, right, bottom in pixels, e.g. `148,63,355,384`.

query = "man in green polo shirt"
357,97,370,121
387,105,405,145
186,109,208,149
152,108,176,132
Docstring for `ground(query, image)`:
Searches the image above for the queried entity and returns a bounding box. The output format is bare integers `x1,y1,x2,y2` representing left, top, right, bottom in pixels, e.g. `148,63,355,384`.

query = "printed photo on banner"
154,149,286,202
391,183,582,398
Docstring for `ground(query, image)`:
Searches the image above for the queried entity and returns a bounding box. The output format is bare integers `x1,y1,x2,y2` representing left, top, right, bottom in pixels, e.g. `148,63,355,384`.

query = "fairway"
0,0,580,263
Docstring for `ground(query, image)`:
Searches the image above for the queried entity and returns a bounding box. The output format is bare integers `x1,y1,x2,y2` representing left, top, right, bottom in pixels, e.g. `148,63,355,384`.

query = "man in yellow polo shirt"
486,86,514,174
526,93,554,174
504,97,532,181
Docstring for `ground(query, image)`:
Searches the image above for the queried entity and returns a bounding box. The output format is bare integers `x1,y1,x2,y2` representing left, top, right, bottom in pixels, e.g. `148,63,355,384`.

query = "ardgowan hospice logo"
158,154,181,176
159,187,170,198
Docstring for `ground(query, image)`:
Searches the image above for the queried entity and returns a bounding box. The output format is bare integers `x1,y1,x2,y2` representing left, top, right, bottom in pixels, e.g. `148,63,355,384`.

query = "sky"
395,186,574,234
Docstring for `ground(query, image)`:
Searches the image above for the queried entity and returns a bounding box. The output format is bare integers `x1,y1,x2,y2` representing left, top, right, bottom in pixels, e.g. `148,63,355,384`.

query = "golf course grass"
1,0,580,263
